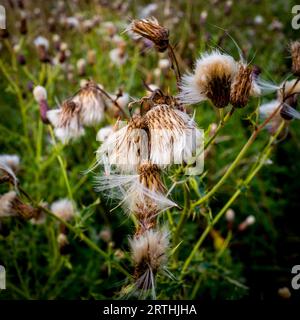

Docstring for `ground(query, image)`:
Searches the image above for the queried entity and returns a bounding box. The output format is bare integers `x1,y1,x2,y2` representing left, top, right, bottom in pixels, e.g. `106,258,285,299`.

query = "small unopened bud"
99,227,112,243
76,58,86,76
238,215,256,231
291,41,300,77
278,287,291,299
57,233,69,248
225,208,235,222
33,86,49,124
87,49,96,65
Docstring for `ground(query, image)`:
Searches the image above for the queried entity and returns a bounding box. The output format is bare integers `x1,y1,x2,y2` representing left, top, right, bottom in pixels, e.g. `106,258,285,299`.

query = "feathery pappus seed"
128,17,169,52
47,100,84,144
290,41,300,77
95,162,176,217
50,198,76,222
230,64,253,108
178,50,238,108
130,228,169,293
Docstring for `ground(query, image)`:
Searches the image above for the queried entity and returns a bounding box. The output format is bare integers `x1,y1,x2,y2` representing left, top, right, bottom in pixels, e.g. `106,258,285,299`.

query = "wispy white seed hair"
0,191,18,217
105,92,130,110
130,229,169,294
72,82,105,126
278,79,300,101
96,125,114,142
33,85,47,102
225,208,235,222
178,50,238,105
50,199,76,222
259,100,282,133
95,172,176,215
34,36,49,49
96,116,148,173
145,104,202,166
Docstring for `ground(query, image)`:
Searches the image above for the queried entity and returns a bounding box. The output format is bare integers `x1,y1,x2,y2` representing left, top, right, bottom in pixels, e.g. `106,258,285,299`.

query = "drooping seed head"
128,17,169,52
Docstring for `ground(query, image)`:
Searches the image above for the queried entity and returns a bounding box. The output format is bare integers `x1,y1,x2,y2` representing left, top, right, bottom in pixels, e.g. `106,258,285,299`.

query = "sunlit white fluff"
0,154,20,173
33,85,47,102
96,125,114,142
145,104,202,166
96,116,148,173
178,50,238,105
95,173,176,215
50,198,76,222
259,100,282,133
109,47,128,66
277,79,300,101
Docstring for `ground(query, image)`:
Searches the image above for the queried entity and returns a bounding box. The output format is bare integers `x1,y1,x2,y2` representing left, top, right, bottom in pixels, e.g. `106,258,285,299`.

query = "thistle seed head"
128,17,169,52
291,41,300,76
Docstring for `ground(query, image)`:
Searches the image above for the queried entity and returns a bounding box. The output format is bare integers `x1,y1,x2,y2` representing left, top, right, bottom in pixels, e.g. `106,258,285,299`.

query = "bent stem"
181,120,285,277
167,44,181,90
192,103,282,209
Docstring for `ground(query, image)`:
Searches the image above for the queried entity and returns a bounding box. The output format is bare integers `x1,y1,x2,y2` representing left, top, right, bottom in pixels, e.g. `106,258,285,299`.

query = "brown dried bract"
291,41,300,77
230,64,252,108
130,18,169,52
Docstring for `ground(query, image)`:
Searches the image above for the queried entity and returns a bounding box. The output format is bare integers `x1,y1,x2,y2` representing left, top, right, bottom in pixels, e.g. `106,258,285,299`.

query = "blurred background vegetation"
0,0,299,299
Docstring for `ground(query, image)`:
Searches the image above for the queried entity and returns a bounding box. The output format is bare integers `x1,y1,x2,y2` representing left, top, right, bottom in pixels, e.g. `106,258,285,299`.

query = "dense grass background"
0,0,299,299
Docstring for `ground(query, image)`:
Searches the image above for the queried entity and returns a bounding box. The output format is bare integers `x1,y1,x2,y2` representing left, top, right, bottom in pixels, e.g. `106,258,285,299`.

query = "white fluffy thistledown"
278,79,300,101
72,84,105,126
46,108,85,144
96,125,114,142
96,117,148,173
33,85,47,102
130,229,169,293
95,173,177,215
0,191,17,217
259,100,282,132
145,104,203,166
109,47,128,66
50,199,76,222
178,50,238,105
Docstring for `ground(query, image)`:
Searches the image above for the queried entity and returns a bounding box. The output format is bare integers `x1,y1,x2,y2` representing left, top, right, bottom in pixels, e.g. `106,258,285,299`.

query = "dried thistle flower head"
145,104,202,166
96,115,148,173
130,229,169,293
230,64,253,108
128,17,169,52
47,100,84,144
72,81,105,126
50,199,76,222
0,191,37,219
290,41,300,76
178,50,238,108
